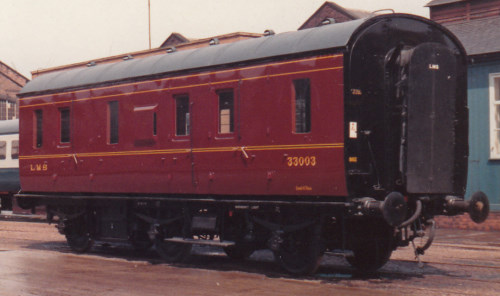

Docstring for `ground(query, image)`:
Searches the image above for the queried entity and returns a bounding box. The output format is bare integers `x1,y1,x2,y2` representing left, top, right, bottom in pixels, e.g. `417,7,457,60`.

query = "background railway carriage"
0,119,19,211
16,13,489,274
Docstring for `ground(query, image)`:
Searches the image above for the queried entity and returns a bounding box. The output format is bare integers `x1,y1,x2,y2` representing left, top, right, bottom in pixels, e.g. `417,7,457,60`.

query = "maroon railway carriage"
17,14,489,274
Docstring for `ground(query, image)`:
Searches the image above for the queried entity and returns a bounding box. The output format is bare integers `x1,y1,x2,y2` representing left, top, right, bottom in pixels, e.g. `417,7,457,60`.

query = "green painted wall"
466,61,500,211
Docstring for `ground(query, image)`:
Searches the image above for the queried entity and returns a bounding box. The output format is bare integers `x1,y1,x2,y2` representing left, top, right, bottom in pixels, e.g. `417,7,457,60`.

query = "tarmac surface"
0,213,499,295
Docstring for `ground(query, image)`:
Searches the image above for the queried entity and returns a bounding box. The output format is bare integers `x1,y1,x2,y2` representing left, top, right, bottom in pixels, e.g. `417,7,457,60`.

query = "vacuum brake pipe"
398,200,422,228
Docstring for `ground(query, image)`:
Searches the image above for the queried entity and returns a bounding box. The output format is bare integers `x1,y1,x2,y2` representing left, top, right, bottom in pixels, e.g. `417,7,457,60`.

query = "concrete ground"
0,214,499,295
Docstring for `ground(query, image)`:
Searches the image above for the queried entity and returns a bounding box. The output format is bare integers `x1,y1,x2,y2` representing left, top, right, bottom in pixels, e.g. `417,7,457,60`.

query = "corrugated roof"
426,0,465,7
444,16,500,56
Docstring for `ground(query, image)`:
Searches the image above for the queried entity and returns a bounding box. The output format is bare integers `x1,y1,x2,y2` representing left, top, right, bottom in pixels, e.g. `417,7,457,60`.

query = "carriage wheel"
154,207,192,263
129,218,153,251
155,238,192,262
65,217,94,253
223,245,254,260
222,212,255,260
66,232,94,253
346,238,393,272
130,230,153,251
275,225,324,275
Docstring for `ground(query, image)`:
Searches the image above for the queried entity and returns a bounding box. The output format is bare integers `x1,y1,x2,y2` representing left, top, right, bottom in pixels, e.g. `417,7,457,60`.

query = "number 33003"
286,156,317,167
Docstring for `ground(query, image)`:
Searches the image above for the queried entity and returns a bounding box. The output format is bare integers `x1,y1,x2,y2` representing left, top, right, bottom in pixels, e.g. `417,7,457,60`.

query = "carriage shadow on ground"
23,240,452,284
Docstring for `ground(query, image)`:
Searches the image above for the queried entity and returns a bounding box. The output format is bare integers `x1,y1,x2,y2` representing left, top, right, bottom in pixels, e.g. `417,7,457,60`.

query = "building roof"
444,16,500,56
298,1,372,30
0,61,29,103
0,61,29,87
426,0,465,7
160,33,191,48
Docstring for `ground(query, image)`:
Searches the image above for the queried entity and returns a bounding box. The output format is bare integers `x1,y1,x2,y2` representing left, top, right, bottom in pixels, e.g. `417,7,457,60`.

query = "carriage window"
108,101,119,144
293,79,311,133
218,90,234,134
175,95,190,136
0,141,6,160
35,109,43,148
60,108,70,143
153,112,157,136
11,140,19,159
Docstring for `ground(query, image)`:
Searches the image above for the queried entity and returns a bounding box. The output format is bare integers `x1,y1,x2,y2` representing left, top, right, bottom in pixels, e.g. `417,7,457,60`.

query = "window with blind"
293,78,311,133
218,90,234,134
175,95,190,136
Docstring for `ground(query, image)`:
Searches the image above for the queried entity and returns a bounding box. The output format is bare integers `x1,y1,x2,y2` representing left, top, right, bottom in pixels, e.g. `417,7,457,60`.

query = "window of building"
490,74,500,159
8,101,16,120
0,100,17,120
0,101,6,120
34,109,43,148
175,95,190,136
293,78,311,133
11,140,19,159
218,90,234,134
60,108,70,143
0,141,6,160
108,101,119,144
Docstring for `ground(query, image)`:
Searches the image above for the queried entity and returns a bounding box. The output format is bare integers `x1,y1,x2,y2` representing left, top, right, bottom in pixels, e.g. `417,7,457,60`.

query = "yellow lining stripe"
20,65,343,109
20,54,342,103
19,143,344,160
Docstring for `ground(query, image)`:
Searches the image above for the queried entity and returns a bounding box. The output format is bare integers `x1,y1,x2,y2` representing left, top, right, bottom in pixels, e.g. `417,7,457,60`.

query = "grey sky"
0,0,430,78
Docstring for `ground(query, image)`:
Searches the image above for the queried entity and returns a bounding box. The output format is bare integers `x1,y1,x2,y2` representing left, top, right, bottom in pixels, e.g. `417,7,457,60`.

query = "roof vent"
263,29,275,36
123,55,134,61
209,38,220,46
321,18,336,26
87,61,96,67
166,47,177,53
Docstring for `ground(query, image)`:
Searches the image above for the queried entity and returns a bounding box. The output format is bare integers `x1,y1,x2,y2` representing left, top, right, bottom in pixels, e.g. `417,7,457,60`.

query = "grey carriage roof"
21,14,439,96
0,119,19,135
20,17,368,96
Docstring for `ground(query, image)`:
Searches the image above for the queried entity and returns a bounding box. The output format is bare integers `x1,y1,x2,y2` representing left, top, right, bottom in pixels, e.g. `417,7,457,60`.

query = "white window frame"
489,73,500,159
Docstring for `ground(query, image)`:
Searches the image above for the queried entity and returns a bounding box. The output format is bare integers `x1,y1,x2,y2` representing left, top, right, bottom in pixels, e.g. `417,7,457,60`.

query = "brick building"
299,1,372,29
428,0,500,23
0,61,28,120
